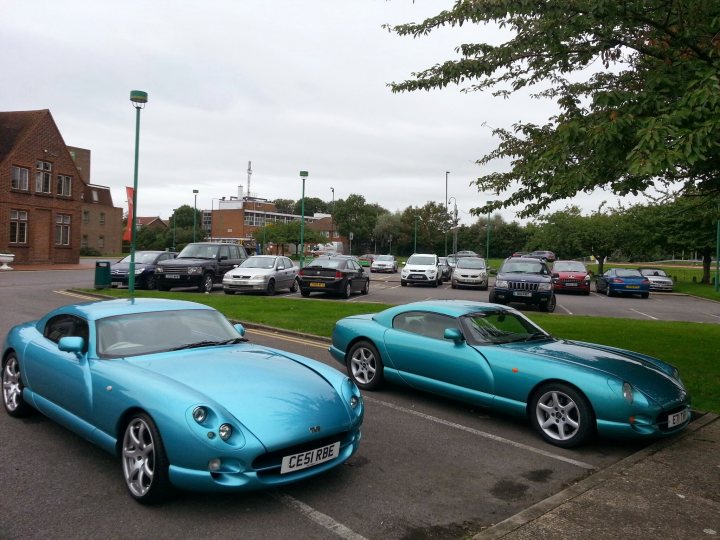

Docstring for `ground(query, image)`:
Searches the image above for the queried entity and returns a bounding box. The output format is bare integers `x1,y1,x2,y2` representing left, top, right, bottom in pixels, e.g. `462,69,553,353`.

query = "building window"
82,210,90,224
81,235,88,248
10,210,28,243
35,160,52,193
98,235,105,249
56,175,72,196
11,166,29,190
55,214,71,246
92,190,99,202
99,212,105,225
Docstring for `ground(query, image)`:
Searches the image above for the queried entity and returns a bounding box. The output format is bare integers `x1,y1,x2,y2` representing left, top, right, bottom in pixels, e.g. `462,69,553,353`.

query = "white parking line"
274,493,368,540
557,303,573,315
364,396,597,470
706,313,720,320
629,308,658,320
54,290,98,300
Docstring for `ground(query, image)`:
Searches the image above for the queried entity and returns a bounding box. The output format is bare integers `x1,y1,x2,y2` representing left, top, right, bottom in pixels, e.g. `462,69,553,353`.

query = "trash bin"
94,261,111,289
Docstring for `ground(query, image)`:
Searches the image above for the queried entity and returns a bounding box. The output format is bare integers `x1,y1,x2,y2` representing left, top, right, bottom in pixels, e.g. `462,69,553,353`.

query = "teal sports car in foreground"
2,299,363,503
329,300,690,448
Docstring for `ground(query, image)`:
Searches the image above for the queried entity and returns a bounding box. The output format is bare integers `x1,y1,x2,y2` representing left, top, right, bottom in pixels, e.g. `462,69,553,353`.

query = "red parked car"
551,260,591,295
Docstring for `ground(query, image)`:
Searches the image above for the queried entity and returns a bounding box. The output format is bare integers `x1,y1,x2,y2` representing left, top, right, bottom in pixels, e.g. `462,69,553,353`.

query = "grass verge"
85,288,720,413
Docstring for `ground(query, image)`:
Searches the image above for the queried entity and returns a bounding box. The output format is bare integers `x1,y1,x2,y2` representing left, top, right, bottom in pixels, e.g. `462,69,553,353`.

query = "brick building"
0,110,122,263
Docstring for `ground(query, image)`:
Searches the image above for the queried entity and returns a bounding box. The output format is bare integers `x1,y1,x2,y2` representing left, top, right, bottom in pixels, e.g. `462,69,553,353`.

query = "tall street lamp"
444,171,450,257
172,209,177,251
414,213,418,253
330,186,335,243
486,202,496,261
299,171,308,267
128,90,147,298
192,189,199,242
448,197,458,256
715,200,719,293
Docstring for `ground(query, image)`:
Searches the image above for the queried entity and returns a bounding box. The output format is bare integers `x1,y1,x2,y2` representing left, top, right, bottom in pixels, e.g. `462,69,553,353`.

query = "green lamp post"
193,189,199,242
299,171,308,268
128,90,148,298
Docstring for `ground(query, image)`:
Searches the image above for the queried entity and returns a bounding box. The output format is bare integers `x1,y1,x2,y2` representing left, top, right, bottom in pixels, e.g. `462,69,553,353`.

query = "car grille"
409,274,429,280
508,281,539,291
252,431,352,477
558,278,583,286
159,266,189,274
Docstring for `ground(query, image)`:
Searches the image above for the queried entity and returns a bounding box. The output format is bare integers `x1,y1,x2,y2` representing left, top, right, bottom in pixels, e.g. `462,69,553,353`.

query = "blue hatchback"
596,268,651,298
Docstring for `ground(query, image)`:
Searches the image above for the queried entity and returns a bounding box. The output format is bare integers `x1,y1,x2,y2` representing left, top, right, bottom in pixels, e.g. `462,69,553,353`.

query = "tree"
293,197,328,217
333,194,388,253
390,1,720,218
373,212,403,254
273,199,296,214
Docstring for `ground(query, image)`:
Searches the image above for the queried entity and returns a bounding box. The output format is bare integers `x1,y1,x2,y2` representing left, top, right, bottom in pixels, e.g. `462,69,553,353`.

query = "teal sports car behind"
329,300,690,448
2,298,363,503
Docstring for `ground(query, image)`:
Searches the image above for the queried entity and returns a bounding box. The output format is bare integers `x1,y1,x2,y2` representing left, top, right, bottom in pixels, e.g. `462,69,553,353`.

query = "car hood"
493,339,685,404
134,347,351,450
225,268,273,278
556,271,588,278
159,257,213,266
404,265,435,272
497,272,548,282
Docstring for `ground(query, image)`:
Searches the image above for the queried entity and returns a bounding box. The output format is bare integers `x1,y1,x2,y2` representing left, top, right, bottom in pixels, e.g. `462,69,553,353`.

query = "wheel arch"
115,406,153,456
524,378,597,425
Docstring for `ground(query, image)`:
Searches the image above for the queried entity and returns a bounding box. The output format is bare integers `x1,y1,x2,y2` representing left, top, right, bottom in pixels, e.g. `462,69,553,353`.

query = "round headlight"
192,406,208,423
219,423,233,441
622,382,634,404
350,395,359,409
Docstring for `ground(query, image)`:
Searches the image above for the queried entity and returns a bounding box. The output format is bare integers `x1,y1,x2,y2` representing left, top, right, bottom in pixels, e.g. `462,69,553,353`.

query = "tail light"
299,269,306,276
641,278,650,284
611,278,624,283
335,271,343,278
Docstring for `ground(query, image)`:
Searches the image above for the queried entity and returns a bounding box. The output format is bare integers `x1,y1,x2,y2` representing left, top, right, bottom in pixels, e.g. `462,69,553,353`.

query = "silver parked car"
223,255,298,296
451,256,488,290
370,254,398,273
638,267,674,292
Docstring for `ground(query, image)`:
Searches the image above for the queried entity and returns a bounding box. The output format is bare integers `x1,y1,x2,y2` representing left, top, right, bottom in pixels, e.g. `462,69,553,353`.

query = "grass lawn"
88,288,720,414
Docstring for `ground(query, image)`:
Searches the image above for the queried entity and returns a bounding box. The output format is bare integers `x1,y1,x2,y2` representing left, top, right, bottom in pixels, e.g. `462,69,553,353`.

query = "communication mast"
247,161,252,198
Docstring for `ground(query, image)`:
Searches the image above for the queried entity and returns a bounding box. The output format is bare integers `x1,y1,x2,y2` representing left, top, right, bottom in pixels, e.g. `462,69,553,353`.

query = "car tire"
432,278,438,288
530,382,594,448
451,281,457,289
343,281,352,299
401,280,407,287
300,289,310,297
641,292,649,299
540,295,557,313
199,273,214,294
121,413,173,504
489,289,502,304
265,279,276,296
145,275,156,290
2,353,33,418
347,340,383,390
606,286,614,297
289,278,298,293
361,280,369,295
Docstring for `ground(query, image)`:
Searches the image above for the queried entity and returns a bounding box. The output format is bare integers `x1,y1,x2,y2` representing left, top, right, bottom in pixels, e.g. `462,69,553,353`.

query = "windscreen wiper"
170,337,247,351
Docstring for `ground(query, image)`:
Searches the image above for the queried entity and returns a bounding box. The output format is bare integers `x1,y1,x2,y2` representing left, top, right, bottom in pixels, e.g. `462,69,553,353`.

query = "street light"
414,213,418,253
172,209,177,251
715,200,719,293
486,202,497,261
299,171,308,267
192,189,199,242
444,171,450,257
127,90,147,298
448,197,458,256
330,186,335,242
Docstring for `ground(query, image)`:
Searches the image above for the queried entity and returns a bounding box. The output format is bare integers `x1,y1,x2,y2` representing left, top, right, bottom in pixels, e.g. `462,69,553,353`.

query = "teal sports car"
2,298,363,503
329,300,690,448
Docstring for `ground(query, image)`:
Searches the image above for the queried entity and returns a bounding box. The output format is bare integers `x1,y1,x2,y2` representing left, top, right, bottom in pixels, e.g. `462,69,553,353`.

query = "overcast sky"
2,0,643,224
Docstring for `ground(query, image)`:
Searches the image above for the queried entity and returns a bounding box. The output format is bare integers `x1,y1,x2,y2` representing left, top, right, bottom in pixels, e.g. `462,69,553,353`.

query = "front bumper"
493,288,553,304
223,280,268,292
452,275,488,288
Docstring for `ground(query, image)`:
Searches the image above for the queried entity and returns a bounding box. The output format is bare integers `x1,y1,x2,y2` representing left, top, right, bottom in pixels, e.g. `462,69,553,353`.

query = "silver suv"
400,253,441,287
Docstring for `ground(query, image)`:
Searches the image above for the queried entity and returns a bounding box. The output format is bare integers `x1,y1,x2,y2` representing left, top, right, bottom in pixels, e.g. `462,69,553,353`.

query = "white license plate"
565,283,577,287
166,274,180,279
280,441,340,474
111,281,123,286
667,409,688,428
514,291,532,297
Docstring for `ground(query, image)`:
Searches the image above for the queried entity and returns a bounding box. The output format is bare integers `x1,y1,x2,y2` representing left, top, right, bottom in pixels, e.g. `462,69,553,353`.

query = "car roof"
44,298,214,323
374,300,514,323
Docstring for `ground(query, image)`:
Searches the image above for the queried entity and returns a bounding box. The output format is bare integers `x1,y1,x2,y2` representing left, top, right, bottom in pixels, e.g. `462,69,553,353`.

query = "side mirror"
58,336,84,354
234,323,246,337
444,328,464,345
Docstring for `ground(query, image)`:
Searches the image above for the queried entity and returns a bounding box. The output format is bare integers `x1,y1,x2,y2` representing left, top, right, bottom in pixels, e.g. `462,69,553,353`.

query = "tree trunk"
702,247,712,284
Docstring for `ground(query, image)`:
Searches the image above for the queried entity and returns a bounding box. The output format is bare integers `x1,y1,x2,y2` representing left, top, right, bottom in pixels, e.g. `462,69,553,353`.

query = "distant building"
0,110,122,263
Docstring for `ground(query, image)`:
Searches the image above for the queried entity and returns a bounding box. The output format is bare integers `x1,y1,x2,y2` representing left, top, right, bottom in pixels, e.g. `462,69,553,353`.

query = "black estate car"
489,257,556,312
297,255,369,298
155,242,248,293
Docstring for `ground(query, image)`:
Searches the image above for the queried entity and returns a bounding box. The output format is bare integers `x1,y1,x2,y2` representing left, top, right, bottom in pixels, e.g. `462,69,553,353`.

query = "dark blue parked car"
111,250,177,290
489,257,555,311
596,268,651,298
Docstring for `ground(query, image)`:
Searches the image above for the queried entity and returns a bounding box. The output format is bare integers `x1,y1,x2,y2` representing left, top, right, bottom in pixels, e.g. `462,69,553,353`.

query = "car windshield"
407,255,436,265
501,261,546,274
241,257,276,269
377,255,394,262
615,269,642,278
457,258,486,269
640,269,667,277
177,244,218,259
96,309,242,359
462,311,551,345
118,252,160,264
553,262,586,272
